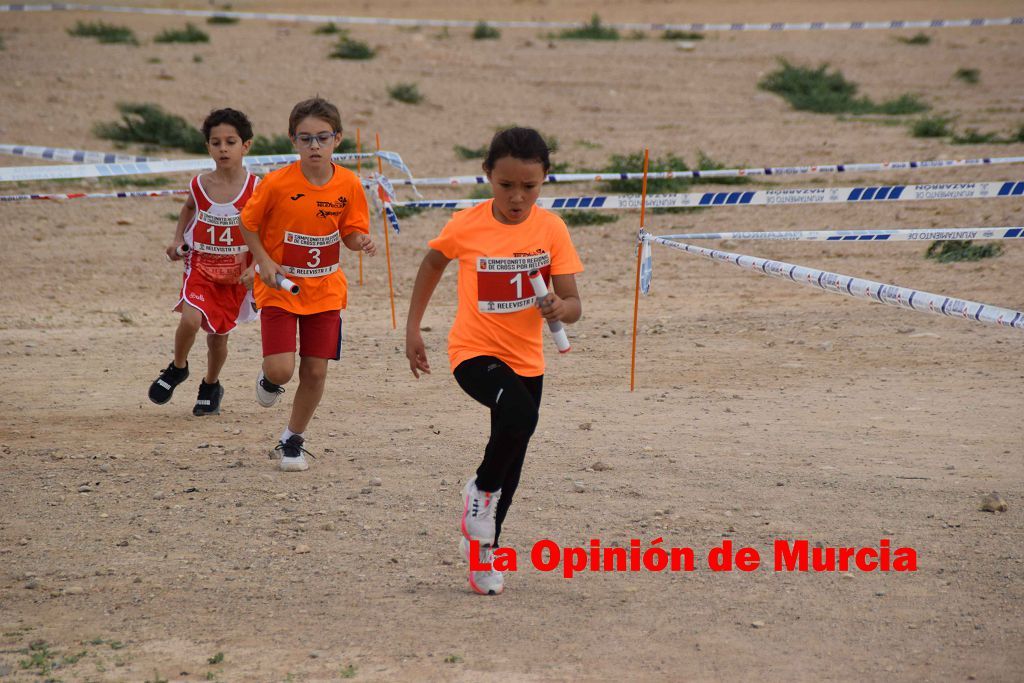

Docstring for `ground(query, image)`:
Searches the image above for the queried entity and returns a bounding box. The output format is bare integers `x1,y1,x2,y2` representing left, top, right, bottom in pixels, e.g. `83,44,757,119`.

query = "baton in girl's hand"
528,269,570,353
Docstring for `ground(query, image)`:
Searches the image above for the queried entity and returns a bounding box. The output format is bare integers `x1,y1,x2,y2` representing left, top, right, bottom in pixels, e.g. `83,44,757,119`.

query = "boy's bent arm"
342,230,376,256
404,249,450,378
545,273,582,324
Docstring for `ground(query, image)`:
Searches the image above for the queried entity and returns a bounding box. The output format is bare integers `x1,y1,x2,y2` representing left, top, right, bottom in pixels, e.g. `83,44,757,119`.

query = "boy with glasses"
240,96,376,471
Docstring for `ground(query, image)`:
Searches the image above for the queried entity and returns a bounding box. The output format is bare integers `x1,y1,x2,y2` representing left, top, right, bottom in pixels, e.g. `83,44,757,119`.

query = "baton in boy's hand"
528,269,571,354
166,243,190,262
255,264,300,295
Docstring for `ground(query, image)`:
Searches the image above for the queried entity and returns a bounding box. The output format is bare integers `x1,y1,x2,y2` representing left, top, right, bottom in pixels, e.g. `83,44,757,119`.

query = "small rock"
64,585,84,595
294,544,311,554
369,477,382,487
24,578,38,589
818,341,833,352
751,621,765,629
116,218,133,226
979,492,1007,513
420,325,432,332
579,422,592,431
360,487,372,495
592,461,611,472
99,463,111,473
321,522,336,531
77,485,93,493
152,491,166,500
572,481,585,493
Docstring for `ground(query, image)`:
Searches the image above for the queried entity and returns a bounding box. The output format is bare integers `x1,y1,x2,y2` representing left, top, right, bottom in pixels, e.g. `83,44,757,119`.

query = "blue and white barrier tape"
2,4,1021,32
395,155,1024,187
0,150,413,182
397,180,1024,212
0,144,161,164
641,232,1024,330
662,227,1024,242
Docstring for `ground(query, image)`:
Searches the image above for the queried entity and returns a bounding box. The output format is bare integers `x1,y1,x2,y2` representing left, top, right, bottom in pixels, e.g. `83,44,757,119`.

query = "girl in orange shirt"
405,128,584,595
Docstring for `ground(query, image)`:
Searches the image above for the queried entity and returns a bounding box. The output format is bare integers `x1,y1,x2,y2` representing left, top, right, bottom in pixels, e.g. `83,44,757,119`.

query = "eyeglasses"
293,132,337,148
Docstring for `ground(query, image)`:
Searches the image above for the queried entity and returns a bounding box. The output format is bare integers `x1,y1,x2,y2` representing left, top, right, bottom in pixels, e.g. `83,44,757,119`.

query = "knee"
496,398,539,441
263,357,294,385
298,360,328,386
208,334,228,351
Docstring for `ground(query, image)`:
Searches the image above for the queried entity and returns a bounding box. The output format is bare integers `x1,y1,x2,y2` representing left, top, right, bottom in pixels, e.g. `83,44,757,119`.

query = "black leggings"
453,356,543,547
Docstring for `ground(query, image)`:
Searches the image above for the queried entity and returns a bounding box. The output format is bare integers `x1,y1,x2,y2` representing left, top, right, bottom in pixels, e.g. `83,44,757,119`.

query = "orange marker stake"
376,132,397,330
356,128,363,286
629,148,650,392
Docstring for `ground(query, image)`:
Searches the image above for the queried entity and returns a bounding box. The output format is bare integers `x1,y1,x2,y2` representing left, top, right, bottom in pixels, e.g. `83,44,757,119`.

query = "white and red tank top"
185,172,258,285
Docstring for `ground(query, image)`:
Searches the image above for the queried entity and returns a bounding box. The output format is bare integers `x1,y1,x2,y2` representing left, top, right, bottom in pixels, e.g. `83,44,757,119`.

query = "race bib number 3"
476,254,550,313
282,230,340,277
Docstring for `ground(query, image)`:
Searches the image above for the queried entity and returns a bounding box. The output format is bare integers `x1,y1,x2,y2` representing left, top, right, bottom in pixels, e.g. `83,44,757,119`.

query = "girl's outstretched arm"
405,249,451,378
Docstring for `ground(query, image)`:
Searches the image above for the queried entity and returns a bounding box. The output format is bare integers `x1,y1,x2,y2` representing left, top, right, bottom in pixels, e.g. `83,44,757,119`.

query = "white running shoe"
461,477,500,545
256,370,285,408
275,434,310,472
460,537,505,596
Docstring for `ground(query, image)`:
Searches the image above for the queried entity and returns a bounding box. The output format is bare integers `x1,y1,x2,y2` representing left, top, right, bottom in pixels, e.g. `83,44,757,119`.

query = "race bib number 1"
477,254,551,313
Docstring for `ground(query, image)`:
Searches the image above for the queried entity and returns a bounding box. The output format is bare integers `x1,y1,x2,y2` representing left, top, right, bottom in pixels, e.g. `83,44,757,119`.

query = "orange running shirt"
241,162,369,315
428,200,583,376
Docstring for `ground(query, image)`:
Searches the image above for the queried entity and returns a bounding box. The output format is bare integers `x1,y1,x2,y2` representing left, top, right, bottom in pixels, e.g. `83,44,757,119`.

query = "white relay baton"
255,264,300,295
166,243,190,261
528,269,571,354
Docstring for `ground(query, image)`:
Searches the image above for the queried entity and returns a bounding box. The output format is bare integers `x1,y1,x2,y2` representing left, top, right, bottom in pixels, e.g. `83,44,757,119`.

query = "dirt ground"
1,1,1022,681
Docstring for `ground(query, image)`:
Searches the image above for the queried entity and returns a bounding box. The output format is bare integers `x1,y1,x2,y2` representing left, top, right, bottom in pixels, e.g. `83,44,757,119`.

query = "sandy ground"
1,1,1023,681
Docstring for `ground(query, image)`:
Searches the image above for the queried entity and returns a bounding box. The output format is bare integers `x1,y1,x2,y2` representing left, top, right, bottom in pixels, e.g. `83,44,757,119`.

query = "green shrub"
207,15,239,25
155,23,210,44
663,30,704,40
193,53,203,63
558,14,619,40
392,205,425,219
67,20,138,45
896,32,931,45
94,102,206,153
758,60,928,115
454,144,488,160
330,36,375,59
911,116,952,138
388,83,423,104
954,67,980,84
925,240,1002,262
314,23,346,35
599,152,692,194
250,134,294,155
559,211,620,226
695,151,751,186
472,21,500,40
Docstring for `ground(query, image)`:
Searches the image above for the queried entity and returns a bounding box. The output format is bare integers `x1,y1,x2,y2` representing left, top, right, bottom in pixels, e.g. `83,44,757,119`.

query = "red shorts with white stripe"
175,267,256,335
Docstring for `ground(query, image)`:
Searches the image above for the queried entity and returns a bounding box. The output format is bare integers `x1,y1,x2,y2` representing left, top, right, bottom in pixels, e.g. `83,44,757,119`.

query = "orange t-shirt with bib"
428,200,583,377
240,162,369,315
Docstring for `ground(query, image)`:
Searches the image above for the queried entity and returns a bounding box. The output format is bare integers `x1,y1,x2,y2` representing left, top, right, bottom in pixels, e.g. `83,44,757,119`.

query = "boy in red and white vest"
148,108,259,416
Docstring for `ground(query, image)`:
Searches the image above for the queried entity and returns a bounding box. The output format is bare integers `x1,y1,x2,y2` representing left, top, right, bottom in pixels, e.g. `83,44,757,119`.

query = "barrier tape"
662,227,1024,242
0,144,161,164
0,188,189,202
0,150,414,183
2,4,1021,32
396,180,1024,211
393,155,1024,187
641,232,1023,329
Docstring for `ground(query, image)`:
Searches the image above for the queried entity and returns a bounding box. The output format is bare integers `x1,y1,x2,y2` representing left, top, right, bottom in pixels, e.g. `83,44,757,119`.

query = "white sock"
281,427,303,444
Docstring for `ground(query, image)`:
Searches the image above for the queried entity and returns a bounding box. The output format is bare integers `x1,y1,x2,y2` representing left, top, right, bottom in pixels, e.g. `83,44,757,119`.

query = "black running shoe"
148,361,189,405
192,379,224,416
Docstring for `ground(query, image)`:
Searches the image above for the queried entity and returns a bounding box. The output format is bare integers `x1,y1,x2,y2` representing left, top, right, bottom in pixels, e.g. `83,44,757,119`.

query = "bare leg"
205,333,229,383
174,304,204,368
288,356,328,434
262,352,295,386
